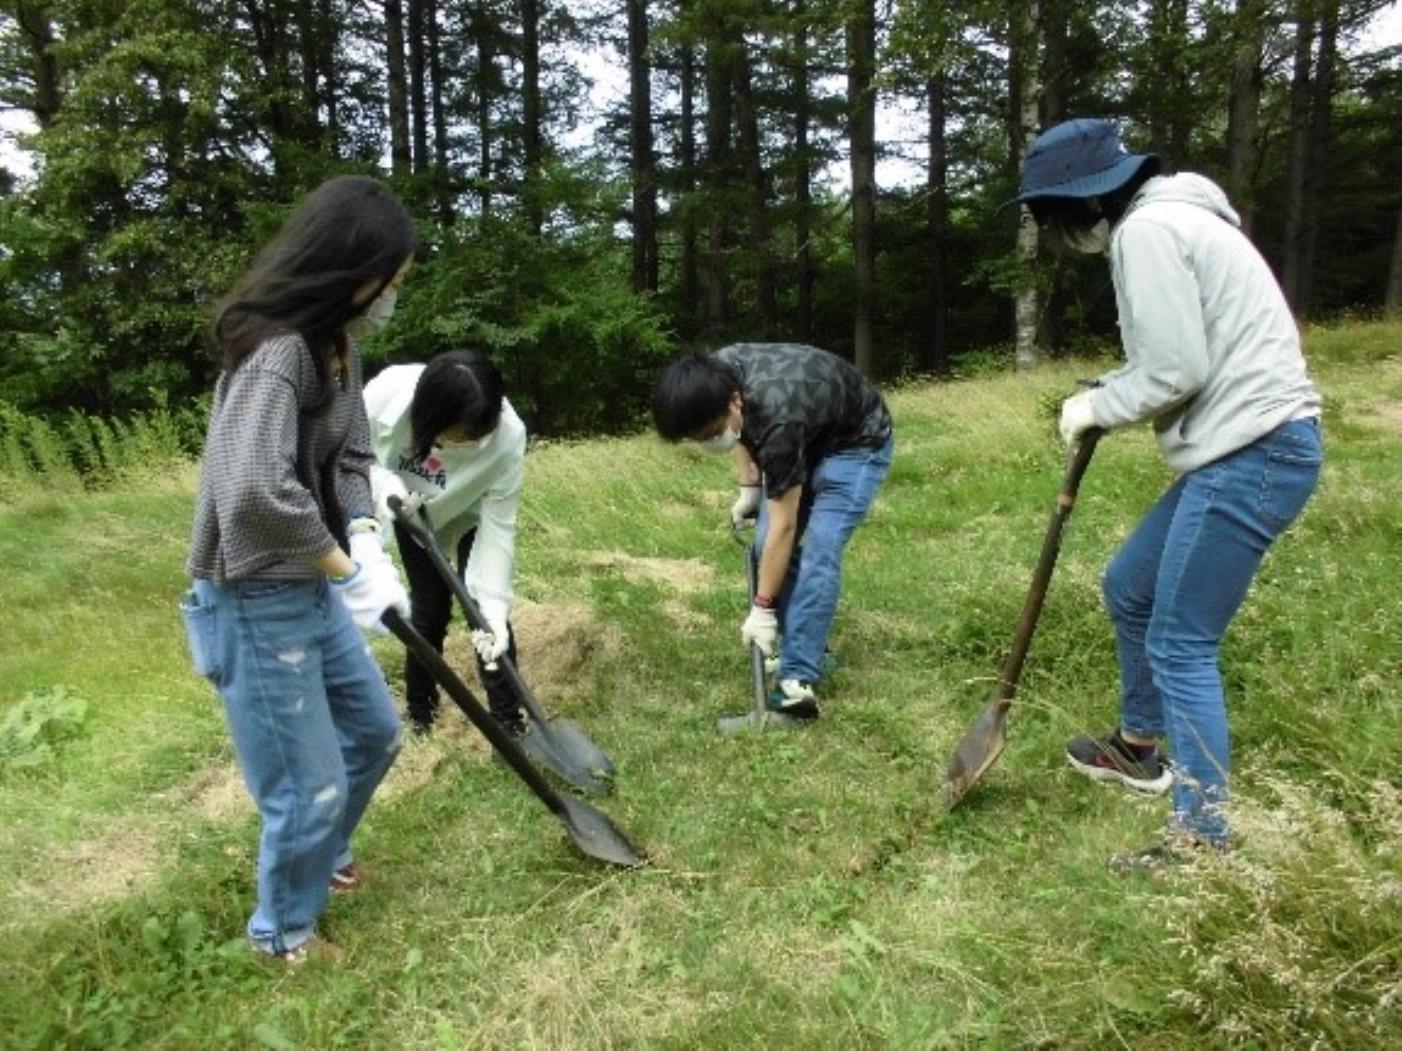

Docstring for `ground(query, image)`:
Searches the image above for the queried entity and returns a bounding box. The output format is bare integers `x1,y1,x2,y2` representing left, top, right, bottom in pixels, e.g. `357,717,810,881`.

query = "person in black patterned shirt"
653,344,894,720
180,176,415,964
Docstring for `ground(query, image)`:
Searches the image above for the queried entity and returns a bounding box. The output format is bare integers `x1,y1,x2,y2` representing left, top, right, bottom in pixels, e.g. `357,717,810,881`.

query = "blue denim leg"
1115,420,1321,844
1102,477,1186,738
756,437,893,683
185,577,400,954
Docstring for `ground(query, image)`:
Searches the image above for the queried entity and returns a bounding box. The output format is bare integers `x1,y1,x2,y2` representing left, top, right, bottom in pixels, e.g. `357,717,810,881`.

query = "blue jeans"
1103,419,1322,844
756,437,894,684
180,577,402,954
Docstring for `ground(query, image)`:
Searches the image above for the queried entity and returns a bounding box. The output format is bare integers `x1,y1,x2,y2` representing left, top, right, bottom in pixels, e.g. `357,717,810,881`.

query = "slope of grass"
1,320,1399,1048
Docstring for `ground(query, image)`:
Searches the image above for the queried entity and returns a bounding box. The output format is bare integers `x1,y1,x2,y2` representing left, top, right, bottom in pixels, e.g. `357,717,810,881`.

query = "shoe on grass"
767,679,819,721
262,936,343,967
329,862,362,894
1066,728,1172,795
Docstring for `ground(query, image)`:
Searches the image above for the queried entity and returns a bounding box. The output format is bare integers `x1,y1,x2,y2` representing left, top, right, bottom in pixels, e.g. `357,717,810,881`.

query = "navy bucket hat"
1014,119,1158,202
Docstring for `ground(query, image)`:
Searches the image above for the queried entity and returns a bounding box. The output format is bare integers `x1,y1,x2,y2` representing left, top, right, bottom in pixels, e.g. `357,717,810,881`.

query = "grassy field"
1,320,1399,1049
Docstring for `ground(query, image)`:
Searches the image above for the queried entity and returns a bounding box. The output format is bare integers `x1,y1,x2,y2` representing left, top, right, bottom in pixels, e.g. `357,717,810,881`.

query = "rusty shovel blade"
943,695,1012,810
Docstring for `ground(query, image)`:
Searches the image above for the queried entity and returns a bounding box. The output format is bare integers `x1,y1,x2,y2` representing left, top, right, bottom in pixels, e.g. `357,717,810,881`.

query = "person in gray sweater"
181,175,415,963
1014,119,1324,870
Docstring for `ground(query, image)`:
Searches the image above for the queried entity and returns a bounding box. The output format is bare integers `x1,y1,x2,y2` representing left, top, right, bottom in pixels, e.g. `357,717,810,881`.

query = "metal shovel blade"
943,696,1011,810
716,709,808,736
517,719,614,796
556,794,647,869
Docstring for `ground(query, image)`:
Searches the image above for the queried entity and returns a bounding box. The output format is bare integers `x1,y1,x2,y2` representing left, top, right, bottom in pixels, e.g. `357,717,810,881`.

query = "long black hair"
410,350,506,460
212,175,418,379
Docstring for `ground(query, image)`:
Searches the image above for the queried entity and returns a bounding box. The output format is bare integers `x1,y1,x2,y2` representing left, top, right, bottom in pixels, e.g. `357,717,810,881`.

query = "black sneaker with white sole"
1066,728,1172,795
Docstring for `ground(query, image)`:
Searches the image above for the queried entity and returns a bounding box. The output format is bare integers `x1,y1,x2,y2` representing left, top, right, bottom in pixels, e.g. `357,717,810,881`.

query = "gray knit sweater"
186,334,376,582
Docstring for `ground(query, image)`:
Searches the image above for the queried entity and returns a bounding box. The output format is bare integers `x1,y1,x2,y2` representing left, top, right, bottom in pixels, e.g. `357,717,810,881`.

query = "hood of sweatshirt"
1122,173,1241,228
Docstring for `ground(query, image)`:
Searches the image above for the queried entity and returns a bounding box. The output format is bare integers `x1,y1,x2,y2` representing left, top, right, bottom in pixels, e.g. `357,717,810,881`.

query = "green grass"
2,320,1400,1048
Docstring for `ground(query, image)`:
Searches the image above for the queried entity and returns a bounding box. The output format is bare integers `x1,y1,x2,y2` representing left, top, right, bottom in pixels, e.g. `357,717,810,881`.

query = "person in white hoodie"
1014,119,1323,869
364,350,527,736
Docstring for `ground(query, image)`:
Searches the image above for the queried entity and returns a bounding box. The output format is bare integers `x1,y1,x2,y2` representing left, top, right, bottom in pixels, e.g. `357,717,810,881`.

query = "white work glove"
375,476,426,525
471,619,511,670
741,605,779,657
1059,389,1100,447
730,484,761,528
348,523,391,571
333,558,410,635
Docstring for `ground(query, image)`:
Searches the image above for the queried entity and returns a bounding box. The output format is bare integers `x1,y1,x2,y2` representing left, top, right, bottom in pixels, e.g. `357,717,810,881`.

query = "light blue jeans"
756,437,894,685
1103,418,1322,844
180,577,401,954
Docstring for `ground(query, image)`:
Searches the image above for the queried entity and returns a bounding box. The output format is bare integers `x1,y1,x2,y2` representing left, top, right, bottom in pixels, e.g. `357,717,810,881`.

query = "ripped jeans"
181,577,401,954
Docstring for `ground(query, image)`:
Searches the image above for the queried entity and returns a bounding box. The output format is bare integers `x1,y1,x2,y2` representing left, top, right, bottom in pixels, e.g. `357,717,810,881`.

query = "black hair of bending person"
410,350,506,460
1028,159,1162,252
652,352,743,442
212,175,419,379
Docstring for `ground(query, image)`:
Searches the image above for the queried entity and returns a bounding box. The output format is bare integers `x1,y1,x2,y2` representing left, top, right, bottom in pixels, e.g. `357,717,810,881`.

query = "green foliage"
0,686,87,775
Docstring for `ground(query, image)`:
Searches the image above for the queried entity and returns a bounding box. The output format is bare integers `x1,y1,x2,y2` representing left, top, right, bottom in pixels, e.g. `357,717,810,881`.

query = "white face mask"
699,426,741,454
437,426,493,454
1064,218,1111,255
347,287,398,338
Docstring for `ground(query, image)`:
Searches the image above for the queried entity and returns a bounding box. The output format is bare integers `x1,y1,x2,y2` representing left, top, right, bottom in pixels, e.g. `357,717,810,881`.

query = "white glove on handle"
333,559,410,635
471,619,511,670
730,485,762,528
375,476,426,525
741,605,779,657
348,528,390,570
1059,390,1100,447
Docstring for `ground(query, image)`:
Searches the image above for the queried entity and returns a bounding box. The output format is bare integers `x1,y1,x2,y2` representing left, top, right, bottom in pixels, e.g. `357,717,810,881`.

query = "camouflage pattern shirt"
714,343,892,497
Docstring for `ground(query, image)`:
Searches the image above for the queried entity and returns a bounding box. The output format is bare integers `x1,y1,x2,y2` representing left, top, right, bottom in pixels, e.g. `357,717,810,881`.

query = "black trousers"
393,521,520,727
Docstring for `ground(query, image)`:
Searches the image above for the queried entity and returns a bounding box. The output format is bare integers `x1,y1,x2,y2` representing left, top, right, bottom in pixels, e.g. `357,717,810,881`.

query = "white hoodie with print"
364,364,525,629
1091,173,1321,473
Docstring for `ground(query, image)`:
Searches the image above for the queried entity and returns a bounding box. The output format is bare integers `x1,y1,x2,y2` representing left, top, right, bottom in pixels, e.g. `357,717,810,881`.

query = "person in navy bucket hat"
1015,119,1324,874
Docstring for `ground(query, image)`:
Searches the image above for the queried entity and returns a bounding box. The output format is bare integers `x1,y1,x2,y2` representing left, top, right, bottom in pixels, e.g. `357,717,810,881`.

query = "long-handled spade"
388,496,617,796
717,525,805,736
381,607,644,868
944,428,1103,810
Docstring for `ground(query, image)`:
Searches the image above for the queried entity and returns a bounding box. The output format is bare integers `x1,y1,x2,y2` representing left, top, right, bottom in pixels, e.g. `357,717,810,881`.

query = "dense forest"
1,0,1399,435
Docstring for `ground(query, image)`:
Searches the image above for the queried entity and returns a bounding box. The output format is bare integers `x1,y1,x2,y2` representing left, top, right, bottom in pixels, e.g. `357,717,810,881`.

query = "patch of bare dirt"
581,551,714,594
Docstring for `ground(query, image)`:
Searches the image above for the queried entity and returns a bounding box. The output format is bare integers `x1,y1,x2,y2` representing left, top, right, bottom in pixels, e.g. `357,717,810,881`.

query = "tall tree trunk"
1387,204,1402,318
847,0,877,375
407,0,429,173
319,0,340,147
1298,0,1337,315
472,5,494,215
1281,3,1314,312
426,0,451,222
13,3,63,128
297,0,322,138
1225,0,1265,235
924,69,948,371
793,0,814,342
734,45,777,335
1012,0,1042,371
522,0,544,235
679,7,700,333
627,0,657,289
703,29,733,333
385,0,411,177
1038,0,1069,354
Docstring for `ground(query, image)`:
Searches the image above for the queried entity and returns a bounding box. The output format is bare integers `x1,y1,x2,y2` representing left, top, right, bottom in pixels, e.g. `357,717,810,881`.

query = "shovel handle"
388,496,550,726
744,541,768,715
380,608,568,818
994,428,1103,700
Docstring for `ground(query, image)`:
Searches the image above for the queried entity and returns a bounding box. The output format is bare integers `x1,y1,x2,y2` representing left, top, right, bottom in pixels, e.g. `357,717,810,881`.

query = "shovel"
381,608,644,868
717,524,805,736
943,428,1103,810
388,495,616,796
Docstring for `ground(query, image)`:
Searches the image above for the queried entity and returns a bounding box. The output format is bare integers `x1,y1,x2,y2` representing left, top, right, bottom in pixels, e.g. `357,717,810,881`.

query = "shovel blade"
556,794,647,868
539,716,617,778
517,723,613,797
943,697,1011,810
715,710,809,736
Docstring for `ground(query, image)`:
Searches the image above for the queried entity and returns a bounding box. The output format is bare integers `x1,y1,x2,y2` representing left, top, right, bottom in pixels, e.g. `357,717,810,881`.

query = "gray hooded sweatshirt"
1091,173,1321,473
